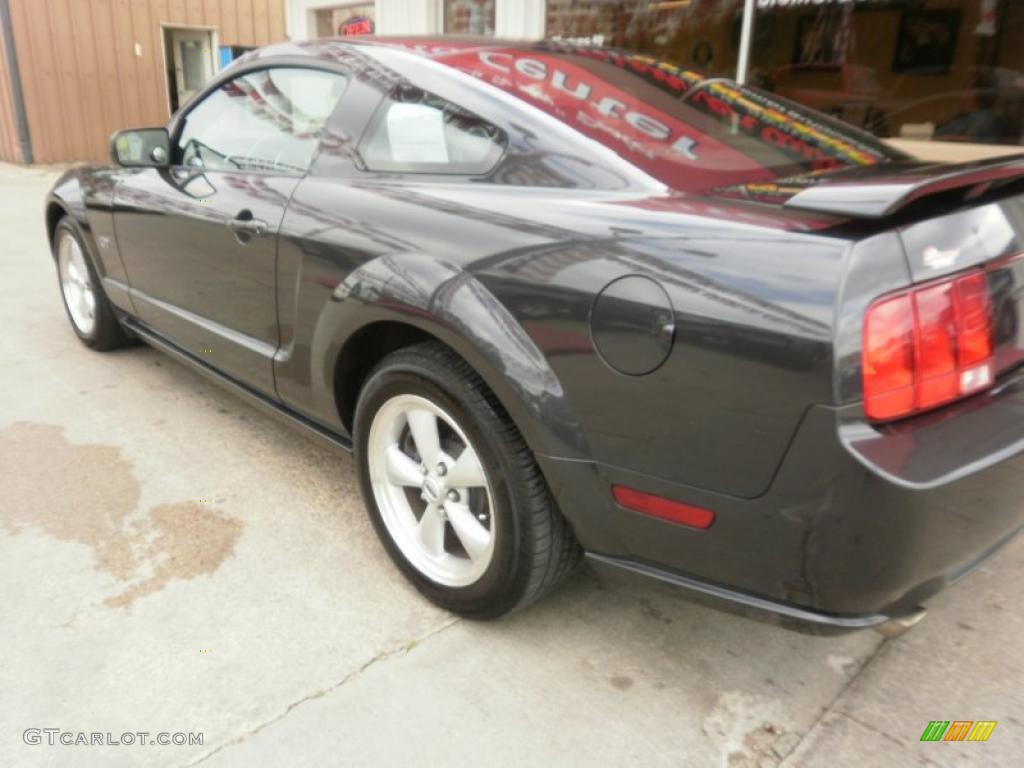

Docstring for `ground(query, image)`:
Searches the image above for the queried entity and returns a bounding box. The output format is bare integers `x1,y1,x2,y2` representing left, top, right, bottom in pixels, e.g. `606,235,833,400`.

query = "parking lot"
1,162,1021,767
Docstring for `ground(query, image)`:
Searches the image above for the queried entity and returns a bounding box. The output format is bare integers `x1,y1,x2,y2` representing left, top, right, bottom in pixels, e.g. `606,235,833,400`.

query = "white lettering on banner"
671,136,699,161
477,51,701,161
479,51,512,72
515,58,547,80
595,97,627,118
626,112,670,140
551,70,592,100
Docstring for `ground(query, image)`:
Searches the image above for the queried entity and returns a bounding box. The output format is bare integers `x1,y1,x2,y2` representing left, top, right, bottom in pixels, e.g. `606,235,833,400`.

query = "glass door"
171,29,215,110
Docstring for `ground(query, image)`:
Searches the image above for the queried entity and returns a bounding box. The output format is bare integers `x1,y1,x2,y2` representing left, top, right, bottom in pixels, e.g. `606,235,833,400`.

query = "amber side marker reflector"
612,485,715,530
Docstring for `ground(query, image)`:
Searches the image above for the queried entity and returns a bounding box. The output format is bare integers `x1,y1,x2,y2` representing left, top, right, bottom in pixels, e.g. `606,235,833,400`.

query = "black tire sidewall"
53,218,123,349
354,358,530,617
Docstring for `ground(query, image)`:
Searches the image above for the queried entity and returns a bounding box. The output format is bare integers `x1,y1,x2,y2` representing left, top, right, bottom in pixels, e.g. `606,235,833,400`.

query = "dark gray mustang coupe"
46,37,1024,630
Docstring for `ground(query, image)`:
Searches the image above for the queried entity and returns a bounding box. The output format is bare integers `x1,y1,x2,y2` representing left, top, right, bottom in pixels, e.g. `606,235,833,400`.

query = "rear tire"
53,217,132,351
354,341,581,618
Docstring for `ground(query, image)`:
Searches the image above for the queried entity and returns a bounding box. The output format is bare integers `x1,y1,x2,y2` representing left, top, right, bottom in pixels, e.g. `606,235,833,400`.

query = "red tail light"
863,270,993,422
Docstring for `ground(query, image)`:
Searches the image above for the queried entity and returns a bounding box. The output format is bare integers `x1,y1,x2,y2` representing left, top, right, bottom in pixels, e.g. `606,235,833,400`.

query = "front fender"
315,253,590,461
46,170,89,247
46,167,132,310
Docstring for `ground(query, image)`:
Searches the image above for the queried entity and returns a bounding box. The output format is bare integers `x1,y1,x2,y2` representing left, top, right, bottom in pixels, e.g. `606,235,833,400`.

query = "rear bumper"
584,552,892,631
539,372,1024,626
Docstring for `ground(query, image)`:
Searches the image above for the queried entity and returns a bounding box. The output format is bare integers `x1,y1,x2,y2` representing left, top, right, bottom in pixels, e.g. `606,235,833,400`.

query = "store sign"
474,51,711,162
339,15,374,36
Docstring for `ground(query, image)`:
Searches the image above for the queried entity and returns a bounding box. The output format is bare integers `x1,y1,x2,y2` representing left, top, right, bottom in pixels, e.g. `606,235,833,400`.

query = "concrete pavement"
0,163,1021,767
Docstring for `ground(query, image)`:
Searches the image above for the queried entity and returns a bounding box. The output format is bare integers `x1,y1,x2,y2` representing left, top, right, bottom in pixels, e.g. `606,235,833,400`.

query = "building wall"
376,0,440,35
494,0,543,39
285,1,545,41
5,0,286,164
0,7,22,163
287,0,442,40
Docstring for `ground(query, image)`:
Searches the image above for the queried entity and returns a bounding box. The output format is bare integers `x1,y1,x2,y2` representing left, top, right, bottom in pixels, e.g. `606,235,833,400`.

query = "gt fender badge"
923,245,959,270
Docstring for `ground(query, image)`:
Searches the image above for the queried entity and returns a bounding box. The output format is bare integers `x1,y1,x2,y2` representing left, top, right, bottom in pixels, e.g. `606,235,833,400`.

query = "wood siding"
3,0,286,163
0,9,23,163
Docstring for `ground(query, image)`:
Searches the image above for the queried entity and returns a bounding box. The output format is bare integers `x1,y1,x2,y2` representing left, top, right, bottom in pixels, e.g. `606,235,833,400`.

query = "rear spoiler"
784,155,1024,219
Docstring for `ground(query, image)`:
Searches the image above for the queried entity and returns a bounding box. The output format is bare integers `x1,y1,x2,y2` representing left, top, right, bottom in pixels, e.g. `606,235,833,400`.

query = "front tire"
354,342,580,618
53,217,132,351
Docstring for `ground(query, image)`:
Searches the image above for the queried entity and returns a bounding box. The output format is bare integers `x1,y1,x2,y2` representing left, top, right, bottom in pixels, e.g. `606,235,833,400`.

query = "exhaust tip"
874,606,927,638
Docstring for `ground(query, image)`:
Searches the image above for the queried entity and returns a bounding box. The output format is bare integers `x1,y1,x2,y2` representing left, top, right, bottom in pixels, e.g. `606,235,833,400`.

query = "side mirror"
110,128,170,168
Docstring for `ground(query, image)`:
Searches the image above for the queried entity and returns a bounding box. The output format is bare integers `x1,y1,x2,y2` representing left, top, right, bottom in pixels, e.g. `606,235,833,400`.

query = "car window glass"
175,68,347,174
359,86,506,175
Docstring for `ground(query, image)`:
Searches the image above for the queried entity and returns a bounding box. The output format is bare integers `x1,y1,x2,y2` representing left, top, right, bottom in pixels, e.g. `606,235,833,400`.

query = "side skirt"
120,315,353,454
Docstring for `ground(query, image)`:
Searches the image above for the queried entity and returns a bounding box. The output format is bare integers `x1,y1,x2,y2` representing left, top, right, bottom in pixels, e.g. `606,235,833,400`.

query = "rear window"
421,43,903,192
358,85,507,175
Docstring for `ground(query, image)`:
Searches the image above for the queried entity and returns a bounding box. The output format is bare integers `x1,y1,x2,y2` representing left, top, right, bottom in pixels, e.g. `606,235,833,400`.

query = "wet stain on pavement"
704,690,792,768
0,422,243,608
609,674,634,691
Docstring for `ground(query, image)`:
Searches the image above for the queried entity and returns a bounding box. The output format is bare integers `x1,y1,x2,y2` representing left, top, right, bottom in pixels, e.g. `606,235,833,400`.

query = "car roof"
244,35,560,66
235,37,580,90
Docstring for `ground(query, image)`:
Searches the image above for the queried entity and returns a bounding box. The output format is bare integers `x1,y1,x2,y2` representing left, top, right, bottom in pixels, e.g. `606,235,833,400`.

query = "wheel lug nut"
420,464,428,475
436,463,447,476
447,490,459,502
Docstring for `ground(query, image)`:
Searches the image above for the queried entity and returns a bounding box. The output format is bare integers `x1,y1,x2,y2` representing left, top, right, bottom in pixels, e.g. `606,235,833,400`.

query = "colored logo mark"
920,721,996,742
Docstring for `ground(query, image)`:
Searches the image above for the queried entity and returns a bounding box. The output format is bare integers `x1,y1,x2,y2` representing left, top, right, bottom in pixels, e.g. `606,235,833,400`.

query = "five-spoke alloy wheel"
52,217,132,351
368,393,496,587
355,342,581,618
57,229,97,338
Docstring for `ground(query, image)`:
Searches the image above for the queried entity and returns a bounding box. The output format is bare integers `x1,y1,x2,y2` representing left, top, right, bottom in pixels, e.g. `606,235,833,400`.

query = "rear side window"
176,67,347,174
358,85,506,175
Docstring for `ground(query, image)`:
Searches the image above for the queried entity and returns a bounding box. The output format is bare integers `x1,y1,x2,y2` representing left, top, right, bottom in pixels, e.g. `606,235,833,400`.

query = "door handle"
227,211,269,239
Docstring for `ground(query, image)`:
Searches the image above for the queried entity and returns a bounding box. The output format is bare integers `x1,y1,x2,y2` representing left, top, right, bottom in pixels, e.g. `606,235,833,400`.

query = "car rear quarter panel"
478,227,846,498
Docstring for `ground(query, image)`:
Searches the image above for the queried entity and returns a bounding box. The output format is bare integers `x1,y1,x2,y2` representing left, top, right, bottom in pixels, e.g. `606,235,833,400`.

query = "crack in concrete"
184,617,462,767
835,711,912,749
783,709,947,768
776,633,890,766
826,711,946,768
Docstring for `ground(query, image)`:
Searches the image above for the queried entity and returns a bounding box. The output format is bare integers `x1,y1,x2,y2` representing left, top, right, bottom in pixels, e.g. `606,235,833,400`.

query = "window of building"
541,0,1023,158
445,0,496,35
358,85,506,174
313,4,376,38
176,68,348,174
745,1,1024,151
545,0,744,79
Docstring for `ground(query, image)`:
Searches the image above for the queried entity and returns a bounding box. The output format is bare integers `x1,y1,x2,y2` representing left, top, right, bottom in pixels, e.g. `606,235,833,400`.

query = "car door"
113,66,348,396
